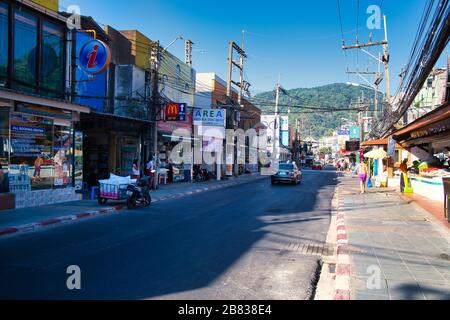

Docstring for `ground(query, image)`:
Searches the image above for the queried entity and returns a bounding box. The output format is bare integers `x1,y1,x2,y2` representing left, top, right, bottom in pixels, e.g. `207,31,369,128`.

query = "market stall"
391,102,450,211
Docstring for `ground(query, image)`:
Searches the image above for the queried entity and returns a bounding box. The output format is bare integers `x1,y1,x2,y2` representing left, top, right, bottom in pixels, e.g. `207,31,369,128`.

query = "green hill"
253,83,383,139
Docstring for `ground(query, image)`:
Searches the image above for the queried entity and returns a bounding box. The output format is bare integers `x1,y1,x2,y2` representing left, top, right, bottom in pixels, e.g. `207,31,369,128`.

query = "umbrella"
364,149,387,159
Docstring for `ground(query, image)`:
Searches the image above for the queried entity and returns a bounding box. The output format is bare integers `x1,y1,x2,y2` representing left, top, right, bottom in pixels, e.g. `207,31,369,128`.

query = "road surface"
0,169,337,300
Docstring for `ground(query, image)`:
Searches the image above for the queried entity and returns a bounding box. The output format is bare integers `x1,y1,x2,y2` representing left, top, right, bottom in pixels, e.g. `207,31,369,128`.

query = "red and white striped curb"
0,205,125,238
334,188,351,300
0,177,263,239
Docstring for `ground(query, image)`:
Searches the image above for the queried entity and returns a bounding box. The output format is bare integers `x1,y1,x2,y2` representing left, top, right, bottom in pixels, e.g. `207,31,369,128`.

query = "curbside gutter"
0,175,267,239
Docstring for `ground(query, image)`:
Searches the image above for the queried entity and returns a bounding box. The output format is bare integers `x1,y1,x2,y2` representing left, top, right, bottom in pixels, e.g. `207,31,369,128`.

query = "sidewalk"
0,173,266,238
335,175,450,300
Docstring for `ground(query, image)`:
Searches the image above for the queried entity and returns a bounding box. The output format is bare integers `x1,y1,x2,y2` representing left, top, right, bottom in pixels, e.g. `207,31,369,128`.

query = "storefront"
391,102,450,211
157,110,193,183
0,99,89,209
80,112,152,187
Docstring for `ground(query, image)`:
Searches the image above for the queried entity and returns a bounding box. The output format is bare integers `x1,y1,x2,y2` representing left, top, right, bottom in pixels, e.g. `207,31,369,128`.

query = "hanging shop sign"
78,39,111,75
165,103,186,121
346,140,360,152
387,137,397,157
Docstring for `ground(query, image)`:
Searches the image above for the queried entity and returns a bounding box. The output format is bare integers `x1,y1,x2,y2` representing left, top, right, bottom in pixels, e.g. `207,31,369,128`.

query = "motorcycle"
126,175,153,210
193,165,209,182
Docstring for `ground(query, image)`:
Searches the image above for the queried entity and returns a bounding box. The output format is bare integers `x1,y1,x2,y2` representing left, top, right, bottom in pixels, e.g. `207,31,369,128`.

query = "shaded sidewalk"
337,175,450,300
0,174,266,238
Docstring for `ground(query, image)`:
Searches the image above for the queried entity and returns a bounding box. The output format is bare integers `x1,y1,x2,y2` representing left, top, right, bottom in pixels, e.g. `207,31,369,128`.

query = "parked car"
271,163,302,185
311,162,323,170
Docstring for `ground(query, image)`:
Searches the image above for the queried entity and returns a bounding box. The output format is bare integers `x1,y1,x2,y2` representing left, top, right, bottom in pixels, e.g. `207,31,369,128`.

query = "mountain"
253,83,383,139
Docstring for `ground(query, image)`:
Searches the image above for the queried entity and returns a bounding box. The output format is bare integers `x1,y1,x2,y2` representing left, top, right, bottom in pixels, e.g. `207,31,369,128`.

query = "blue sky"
60,0,449,94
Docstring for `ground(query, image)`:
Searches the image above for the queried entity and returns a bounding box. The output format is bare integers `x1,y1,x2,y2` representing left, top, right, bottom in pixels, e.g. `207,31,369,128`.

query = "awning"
362,138,389,146
391,102,450,144
0,90,90,114
362,138,402,148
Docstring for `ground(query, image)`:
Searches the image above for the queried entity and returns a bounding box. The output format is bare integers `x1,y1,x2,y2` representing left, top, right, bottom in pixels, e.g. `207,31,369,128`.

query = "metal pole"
383,15,391,106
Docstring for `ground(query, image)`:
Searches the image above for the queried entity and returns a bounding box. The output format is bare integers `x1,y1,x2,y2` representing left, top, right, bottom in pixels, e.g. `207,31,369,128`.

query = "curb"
334,187,351,300
0,175,266,239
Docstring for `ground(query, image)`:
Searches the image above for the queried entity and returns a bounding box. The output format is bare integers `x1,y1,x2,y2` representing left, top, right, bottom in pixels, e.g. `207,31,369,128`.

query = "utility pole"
343,15,391,111
274,74,281,165
382,15,391,104
150,40,160,189
226,40,247,177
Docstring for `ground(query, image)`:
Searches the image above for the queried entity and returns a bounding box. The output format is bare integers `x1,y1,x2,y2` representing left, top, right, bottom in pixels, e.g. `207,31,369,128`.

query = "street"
0,170,337,300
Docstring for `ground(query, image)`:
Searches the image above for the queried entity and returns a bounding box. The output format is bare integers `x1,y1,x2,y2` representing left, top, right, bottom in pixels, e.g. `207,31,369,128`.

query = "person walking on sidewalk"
357,160,368,194
400,159,409,193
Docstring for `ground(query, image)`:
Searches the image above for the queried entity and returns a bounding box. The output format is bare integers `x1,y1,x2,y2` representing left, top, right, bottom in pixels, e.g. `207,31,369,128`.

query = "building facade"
0,0,90,209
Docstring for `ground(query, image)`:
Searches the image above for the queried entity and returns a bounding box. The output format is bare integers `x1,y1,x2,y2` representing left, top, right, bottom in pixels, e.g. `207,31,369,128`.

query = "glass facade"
41,21,64,98
0,107,9,193
0,2,7,86
0,109,77,193
13,9,38,93
52,124,73,188
0,2,66,97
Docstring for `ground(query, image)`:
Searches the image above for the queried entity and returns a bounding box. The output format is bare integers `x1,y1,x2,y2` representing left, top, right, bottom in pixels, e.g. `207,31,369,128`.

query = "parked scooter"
193,165,209,182
126,174,153,209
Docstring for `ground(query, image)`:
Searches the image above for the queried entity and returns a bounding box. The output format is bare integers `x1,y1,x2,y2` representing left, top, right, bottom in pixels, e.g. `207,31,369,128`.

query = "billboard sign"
165,103,186,121
338,130,350,136
193,109,226,127
349,126,361,140
78,39,111,75
346,140,360,152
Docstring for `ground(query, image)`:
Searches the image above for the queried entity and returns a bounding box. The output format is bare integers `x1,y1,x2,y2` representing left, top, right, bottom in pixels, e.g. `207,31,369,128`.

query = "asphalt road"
0,169,337,300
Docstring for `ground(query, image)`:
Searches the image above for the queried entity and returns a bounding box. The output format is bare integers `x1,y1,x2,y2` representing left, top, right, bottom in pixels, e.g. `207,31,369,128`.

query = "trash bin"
442,178,450,223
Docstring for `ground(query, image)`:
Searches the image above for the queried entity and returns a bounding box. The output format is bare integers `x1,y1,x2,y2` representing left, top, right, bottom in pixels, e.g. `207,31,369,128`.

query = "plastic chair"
90,186,99,200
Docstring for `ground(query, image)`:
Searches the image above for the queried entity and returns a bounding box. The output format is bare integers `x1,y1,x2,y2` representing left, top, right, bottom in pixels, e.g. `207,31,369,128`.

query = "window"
53,124,73,188
0,107,9,193
41,21,64,98
9,113,54,191
13,9,38,93
0,2,8,86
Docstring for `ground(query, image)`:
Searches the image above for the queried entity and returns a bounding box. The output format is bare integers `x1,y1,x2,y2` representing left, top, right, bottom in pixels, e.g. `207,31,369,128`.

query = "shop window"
40,21,64,98
0,107,9,193
0,2,8,87
53,124,73,188
13,9,38,93
9,113,53,191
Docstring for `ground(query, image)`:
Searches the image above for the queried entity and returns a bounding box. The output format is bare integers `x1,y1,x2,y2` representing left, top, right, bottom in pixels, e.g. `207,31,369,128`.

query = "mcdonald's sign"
165,103,186,121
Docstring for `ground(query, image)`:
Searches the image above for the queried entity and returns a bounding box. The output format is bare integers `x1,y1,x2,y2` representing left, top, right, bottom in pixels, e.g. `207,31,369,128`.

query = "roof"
391,102,450,142
362,138,402,148
362,138,389,146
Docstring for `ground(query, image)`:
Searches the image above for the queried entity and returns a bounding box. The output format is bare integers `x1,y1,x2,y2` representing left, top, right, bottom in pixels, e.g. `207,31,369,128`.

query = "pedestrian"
145,157,154,176
356,160,368,194
33,155,44,181
400,159,409,193
132,159,140,180
168,159,174,184
145,156,157,188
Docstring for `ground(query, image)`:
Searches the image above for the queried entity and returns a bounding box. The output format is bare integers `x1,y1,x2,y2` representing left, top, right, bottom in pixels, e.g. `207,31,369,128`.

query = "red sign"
165,103,186,121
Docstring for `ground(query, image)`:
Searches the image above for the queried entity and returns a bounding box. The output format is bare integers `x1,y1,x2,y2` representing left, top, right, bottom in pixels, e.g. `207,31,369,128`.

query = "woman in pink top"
356,161,368,194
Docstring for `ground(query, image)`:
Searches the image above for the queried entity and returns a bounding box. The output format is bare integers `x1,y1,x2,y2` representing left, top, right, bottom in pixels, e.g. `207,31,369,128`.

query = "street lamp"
163,35,184,52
